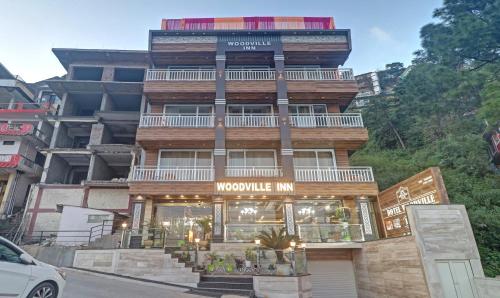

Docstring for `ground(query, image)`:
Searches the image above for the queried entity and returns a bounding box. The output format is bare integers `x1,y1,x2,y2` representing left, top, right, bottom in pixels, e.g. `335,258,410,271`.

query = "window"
159,150,213,168
2,141,15,145
288,104,327,115
226,200,284,224
227,105,273,115
0,241,21,263
294,150,336,169
294,200,343,224
163,105,213,115
87,214,111,223
227,150,276,168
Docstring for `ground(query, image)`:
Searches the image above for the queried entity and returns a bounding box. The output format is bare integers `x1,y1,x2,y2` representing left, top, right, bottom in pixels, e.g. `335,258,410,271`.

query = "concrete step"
200,275,253,283
198,281,253,290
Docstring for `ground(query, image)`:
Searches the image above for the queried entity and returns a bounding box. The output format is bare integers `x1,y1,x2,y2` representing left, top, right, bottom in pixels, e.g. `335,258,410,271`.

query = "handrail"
294,166,374,182
139,113,215,127
226,114,278,127
285,68,354,80
225,69,276,80
146,69,216,81
289,113,364,128
131,166,215,181
225,166,283,177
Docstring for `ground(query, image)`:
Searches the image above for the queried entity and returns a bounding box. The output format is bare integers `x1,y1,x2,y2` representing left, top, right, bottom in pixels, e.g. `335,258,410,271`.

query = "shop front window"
295,200,364,243
225,200,284,242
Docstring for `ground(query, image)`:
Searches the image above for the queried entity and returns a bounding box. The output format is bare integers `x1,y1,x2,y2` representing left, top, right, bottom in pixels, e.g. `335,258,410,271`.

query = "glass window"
0,242,21,263
289,104,327,115
87,214,110,223
159,151,212,168
227,105,273,115
226,200,284,224
227,150,276,167
293,150,336,168
164,105,213,115
294,200,343,224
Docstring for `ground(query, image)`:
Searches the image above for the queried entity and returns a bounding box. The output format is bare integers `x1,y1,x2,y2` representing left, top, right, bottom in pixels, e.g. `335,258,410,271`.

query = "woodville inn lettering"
384,190,438,217
227,40,272,50
216,181,294,193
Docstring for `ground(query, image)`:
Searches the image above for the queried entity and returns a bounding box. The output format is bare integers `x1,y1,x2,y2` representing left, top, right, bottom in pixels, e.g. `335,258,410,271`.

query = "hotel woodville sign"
378,167,449,238
215,181,295,195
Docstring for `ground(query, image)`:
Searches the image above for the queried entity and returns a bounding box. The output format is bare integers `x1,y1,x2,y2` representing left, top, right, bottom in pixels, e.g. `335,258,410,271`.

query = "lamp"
195,238,200,243
120,223,127,249
121,222,128,228
254,239,261,246
255,239,261,273
290,241,296,248
194,238,200,269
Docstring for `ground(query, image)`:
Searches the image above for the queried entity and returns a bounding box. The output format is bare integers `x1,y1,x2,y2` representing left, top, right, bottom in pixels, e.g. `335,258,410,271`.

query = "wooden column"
214,53,226,179
274,52,294,179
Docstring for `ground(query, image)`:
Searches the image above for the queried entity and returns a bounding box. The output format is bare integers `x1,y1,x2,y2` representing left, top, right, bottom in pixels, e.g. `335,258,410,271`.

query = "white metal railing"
139,113,215,127
294,167,374,182
131,166,214,181
289,113,363,128
297,224,365,242
225,69,276,80
225,166,283,177
225,114,278,127
146,69,216,81
285,68,354,80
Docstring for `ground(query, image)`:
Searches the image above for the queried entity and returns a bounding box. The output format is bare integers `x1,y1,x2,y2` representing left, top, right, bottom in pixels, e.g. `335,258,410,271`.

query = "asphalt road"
62,268,208,298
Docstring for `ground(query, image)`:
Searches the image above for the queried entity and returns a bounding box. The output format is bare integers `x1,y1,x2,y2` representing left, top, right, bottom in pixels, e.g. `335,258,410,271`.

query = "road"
62,268,209,298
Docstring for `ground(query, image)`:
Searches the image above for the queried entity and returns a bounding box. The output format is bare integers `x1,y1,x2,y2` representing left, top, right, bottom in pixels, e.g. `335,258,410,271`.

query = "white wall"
0,139,21,155
56,206,114,246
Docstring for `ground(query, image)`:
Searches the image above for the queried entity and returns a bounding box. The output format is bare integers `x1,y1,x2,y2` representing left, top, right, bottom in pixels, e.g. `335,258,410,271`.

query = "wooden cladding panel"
335,149,350,167
283,43,350,52
296,182,379,196
137,128,215,148
151,44,216,52
287,81,358,93
144,81,216,94
129,182,214,196
144,150,159,166
327,104,340,113
306,248,353,261
291,128,368,149
226,81,276,93
226,128,281,149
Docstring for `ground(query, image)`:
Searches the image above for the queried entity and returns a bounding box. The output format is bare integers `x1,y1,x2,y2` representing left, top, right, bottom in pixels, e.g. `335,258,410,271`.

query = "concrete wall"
88,155,114,180
43,154,70,184
56,206,114,245
22,245,77,267
87,188,129,210
475,278,500,298
352,236,430,298
253,275,312,298
38,187,84,209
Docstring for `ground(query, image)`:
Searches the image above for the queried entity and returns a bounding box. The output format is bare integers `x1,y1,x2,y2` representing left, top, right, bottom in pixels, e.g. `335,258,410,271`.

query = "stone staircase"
197,275,254,297
114,249,200,287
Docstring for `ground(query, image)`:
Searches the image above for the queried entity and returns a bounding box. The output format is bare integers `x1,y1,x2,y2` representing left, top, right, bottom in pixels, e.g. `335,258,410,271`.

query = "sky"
0,0,442,82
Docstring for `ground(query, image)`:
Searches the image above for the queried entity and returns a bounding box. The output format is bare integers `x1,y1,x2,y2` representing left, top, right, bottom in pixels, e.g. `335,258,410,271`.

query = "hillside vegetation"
350,0,500,276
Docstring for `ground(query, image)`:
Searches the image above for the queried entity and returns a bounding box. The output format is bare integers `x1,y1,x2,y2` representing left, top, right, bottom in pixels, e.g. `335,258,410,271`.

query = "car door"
0,240,32,297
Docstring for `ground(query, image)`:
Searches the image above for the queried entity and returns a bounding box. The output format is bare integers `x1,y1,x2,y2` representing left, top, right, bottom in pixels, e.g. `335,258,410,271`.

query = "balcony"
137,114,216,148
130,166,214,181
146,69,216,81
226,114,278,127
225,166,283,177
225,69,275,81
143,69,216,100
285,68,354,81
289,113,363,128
294,166,374,182
139,114,215,128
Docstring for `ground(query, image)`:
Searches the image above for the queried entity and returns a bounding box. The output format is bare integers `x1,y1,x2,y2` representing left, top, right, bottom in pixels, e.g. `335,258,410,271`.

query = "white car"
0,236,66,298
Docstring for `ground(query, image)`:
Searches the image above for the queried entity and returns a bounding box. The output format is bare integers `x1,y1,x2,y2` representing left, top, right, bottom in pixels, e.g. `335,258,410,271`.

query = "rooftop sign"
161,17,334,31
378,167,449,238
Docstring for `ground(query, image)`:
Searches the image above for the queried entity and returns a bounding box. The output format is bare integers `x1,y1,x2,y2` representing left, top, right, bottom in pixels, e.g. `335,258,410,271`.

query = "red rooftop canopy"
161,17,335,31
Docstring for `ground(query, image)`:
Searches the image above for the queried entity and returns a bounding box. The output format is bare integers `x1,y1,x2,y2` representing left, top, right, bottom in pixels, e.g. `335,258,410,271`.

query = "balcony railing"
139,113,215,127
226,114,279,127
289,113,364,128
131,166,214,181
146,69,216,81
294,166,374,182
297,223,364,242
225,166,283,177
225,69,276,80
285,68,354,81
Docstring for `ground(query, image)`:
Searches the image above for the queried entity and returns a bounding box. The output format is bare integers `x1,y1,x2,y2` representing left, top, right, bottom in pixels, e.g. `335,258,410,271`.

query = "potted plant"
206,251,219,273
257,227,299,276
224,253,235,273
244,247,256,268
196,217,212,248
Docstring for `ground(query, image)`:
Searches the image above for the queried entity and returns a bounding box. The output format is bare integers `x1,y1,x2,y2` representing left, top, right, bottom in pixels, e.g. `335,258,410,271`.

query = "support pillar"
356,196,377,241
284,198,296,236
214,54,226,179
212,197,224,243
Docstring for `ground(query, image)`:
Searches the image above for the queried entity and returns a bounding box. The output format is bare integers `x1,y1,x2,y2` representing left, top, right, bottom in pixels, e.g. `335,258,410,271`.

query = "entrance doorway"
155,202,212,247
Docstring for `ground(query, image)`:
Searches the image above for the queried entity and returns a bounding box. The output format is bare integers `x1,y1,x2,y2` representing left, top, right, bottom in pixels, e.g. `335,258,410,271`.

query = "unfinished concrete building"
26,50,149,234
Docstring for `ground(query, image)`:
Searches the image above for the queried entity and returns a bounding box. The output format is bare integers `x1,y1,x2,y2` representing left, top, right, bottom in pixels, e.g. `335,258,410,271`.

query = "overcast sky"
0,0,442,82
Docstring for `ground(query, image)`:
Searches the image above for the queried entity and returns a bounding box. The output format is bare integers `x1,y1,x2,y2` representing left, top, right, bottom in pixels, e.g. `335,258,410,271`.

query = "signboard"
219,36,278,51
226,40,273,51
378,167,449,238
215,181,294,195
